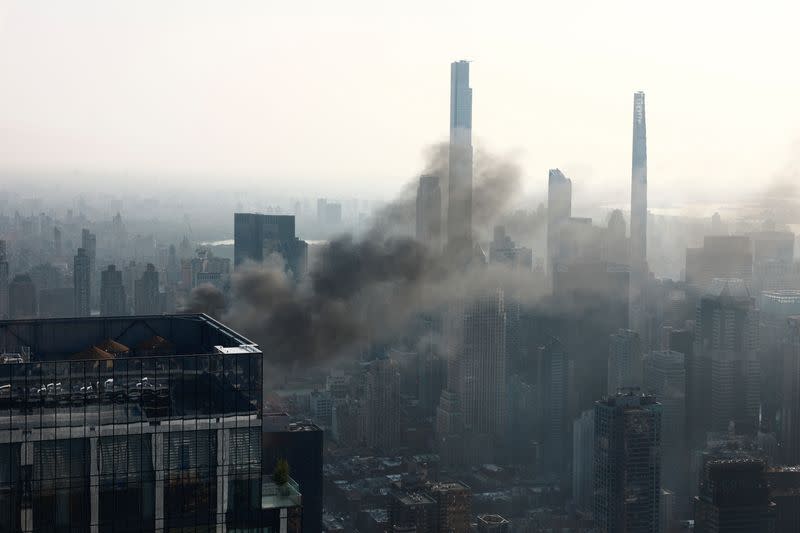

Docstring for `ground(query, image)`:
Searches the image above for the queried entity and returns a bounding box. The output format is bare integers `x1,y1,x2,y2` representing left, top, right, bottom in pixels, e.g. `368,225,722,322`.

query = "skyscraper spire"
447,60,473,261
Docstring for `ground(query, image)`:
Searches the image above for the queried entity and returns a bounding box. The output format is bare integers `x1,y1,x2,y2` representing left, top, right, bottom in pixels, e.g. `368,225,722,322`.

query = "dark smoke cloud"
184,143,545,370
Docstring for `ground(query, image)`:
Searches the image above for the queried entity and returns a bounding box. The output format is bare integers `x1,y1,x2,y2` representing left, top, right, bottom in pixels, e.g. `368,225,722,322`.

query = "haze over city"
2,0,800,207
2,2,800,533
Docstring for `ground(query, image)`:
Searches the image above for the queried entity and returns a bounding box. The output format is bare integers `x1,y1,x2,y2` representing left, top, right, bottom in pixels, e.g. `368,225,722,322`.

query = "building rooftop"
0,313,257,362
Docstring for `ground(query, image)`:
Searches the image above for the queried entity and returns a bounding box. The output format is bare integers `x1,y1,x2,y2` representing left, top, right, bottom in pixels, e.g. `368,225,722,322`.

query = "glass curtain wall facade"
0,315,263,532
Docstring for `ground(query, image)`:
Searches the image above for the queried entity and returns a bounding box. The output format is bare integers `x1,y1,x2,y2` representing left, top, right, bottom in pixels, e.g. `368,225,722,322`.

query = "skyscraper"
81,228,97,304
0,314,264,531
447,60,473,260
363,356,401,452
134,263,161,315
781,316,800,464
547,169,572,275
691,278,760,437
608,329,643,394
594,390,662,533
233,213,308,277
693,459,775,532
9,274,37,319
73,247,91,316
538,338,570,476
572,408,595,515
262,415,324,533
630,91,648,347
644,350,688,508
459,291,507,442
416,174,442,251
53,226,62,257
630,91,647,269
0,240,8,319
100,264,127,316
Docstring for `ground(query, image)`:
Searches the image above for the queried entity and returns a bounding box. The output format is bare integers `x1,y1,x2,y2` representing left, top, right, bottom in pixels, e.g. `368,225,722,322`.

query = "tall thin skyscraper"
630,91,648,344
416,174,442,251
0,240,8,319
538,338,570,476
73,248,91,317
447,60,473,260
547,169,572,275
630,91,647,269
594,390,662,533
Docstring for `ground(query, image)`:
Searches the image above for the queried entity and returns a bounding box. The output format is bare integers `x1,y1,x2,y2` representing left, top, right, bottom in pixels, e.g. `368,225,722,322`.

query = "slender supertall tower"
631,91,647,267
447,60,473,261
630,92,648,344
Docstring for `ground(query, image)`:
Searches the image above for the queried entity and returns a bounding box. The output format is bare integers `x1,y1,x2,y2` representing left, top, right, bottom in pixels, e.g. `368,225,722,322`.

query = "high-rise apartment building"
547,169,572,275
630,91,648,271
630,91,649,350
0,314,266,531
73,248,91,317
416,175,442,251
447,60,473,261
594,390,662,533
233,213,308,277
693,459,775,532
691,279,760,438
100,264,127,316
608,329,643,394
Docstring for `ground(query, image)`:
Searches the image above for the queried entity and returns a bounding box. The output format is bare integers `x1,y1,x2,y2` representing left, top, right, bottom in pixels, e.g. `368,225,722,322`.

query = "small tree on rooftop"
272,458,290,486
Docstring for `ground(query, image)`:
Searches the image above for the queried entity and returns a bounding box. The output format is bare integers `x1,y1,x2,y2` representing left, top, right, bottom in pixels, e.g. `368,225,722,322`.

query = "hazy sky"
1,0,799,207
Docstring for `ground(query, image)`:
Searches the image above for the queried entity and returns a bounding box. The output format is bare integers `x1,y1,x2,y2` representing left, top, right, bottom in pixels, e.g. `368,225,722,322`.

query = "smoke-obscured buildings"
607,329,643,395
691,278,760,438
416,175,442,252
233,213,308,278
685,236,753,294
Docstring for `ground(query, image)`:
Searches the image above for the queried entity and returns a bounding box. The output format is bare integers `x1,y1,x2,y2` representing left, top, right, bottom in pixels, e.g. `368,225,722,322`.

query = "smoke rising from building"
185,144,540,369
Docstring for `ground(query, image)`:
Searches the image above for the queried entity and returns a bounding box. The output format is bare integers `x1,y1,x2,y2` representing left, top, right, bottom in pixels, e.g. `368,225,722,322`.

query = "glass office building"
0,314,264,532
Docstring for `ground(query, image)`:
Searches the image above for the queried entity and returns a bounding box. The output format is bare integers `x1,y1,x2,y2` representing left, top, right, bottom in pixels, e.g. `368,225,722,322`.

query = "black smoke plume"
184,143,543,368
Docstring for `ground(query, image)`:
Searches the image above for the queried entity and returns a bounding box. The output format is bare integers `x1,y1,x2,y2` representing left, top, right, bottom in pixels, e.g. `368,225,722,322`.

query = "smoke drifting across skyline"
185,143,544,369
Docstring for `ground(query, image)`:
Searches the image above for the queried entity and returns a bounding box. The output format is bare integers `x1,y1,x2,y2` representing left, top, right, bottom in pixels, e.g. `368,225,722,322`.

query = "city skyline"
3,4,800,531
1,2,800,206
